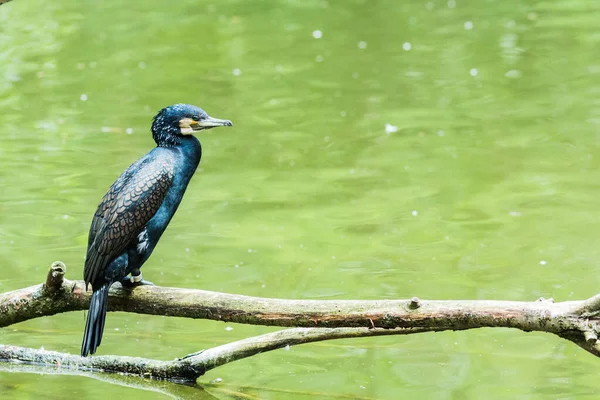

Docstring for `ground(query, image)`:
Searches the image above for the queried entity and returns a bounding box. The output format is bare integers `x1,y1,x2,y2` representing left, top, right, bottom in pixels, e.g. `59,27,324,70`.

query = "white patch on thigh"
137,229,149,254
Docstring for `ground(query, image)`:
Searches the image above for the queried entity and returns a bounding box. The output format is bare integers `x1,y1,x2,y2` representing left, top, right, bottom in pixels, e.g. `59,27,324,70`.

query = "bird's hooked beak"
191,116,233,131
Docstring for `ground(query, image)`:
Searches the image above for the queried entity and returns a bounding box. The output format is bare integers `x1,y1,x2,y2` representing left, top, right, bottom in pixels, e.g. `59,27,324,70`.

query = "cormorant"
81,104,232,357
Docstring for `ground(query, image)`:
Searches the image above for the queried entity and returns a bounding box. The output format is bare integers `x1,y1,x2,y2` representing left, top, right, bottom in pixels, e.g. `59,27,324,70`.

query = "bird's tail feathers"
81,283,110,357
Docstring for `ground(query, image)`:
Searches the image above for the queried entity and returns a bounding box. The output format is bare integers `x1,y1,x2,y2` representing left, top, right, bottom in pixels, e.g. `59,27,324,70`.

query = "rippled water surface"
2,0,600,398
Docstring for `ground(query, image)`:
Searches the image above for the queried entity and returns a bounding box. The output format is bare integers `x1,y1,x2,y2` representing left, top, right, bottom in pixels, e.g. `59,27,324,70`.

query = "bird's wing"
87,157,146,248
84,157,174,288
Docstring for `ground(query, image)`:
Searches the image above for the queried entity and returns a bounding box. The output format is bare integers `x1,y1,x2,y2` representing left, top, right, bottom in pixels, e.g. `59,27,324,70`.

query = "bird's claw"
120,275,154,287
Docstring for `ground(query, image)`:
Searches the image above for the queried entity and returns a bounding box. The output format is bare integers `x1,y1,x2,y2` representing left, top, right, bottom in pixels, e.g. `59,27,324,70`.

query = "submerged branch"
0,327,430,382
2,262,600,381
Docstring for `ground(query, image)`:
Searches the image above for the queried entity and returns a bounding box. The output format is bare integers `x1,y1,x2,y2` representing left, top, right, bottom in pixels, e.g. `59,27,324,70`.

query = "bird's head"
151,104,233,147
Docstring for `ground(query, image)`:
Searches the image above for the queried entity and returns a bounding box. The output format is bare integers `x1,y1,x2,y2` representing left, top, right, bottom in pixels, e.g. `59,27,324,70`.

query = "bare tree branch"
1,262,600,382
1,262,593,332
0,327,431,382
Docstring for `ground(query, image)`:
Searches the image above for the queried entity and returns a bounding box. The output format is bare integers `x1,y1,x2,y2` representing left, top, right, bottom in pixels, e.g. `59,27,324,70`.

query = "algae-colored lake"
1,0,600,398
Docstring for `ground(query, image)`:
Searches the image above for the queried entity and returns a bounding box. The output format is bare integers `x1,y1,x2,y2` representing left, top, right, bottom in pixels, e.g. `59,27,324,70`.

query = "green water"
1,0,600,398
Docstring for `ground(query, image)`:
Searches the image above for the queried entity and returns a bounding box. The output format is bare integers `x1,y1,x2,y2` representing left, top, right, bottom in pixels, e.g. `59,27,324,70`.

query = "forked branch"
0,262,599,382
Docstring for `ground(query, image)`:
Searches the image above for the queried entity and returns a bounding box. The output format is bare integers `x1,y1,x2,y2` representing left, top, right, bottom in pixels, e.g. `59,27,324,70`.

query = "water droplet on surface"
505,69,522,79
385,123,398,134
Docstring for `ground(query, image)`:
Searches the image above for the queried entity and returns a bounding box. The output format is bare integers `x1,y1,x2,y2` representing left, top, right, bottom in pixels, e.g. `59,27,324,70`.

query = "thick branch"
2,263,600,381
0,265,589,335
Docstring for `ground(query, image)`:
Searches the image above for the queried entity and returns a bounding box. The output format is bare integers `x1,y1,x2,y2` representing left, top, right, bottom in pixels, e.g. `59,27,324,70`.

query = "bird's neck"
180,135,201,165
169,135,202,179
156,134,200,160
144,136,201,243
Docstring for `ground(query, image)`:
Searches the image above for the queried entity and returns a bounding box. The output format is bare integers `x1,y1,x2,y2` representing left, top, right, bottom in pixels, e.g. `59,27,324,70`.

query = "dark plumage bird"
81,104,232,357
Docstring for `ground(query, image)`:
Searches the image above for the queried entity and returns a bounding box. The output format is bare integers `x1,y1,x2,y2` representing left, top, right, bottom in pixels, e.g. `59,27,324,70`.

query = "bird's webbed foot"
120,272,154,287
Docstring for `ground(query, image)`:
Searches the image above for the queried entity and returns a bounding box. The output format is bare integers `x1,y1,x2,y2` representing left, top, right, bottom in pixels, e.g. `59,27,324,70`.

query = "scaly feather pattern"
84,157,174,290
